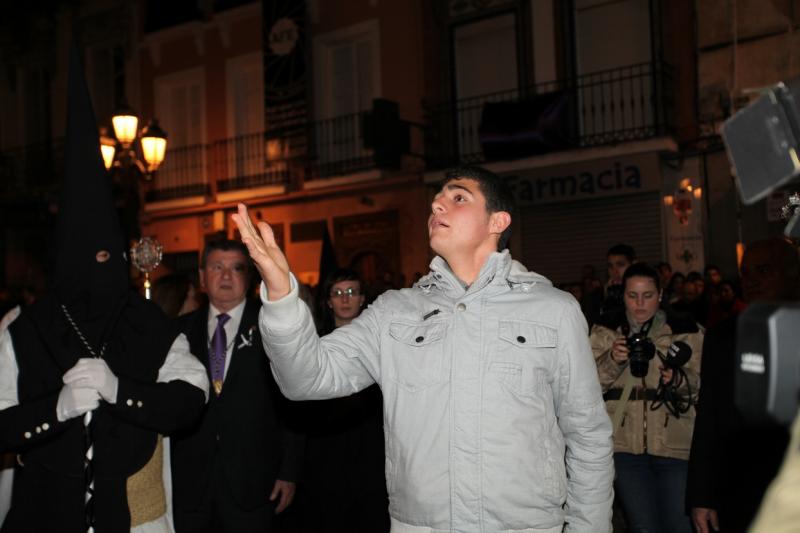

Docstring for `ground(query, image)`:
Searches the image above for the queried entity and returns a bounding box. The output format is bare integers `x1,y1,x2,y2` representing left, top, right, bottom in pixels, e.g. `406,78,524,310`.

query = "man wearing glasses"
233,166,614,532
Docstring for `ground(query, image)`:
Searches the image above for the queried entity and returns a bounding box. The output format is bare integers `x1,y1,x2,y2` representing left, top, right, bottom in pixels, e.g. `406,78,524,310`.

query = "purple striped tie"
210,313,230,395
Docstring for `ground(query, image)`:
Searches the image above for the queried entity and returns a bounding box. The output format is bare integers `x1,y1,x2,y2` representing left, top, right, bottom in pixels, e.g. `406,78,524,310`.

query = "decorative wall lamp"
663,178,703,225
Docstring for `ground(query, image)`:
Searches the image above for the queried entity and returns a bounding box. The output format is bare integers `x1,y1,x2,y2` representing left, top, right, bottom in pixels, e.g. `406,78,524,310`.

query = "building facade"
0,0,796,293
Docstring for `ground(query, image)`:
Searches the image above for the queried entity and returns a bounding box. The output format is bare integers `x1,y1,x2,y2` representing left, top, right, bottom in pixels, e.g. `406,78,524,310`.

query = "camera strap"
622,315,654,337
612,373,639,434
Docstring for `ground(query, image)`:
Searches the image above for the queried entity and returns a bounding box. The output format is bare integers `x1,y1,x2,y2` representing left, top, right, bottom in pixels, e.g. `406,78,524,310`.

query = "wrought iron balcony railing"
2,62,675,206
0,112,377,205
425,61,674,168
146,111,376,203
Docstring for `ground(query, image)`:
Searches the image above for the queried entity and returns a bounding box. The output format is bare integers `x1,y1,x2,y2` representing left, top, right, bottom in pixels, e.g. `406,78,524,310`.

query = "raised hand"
231,203,292,300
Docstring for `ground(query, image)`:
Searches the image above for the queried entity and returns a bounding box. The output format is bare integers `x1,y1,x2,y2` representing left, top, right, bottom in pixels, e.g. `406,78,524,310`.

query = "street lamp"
100,103,168,179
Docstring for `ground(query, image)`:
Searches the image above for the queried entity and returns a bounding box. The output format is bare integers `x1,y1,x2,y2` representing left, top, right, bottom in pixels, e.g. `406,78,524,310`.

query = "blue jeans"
613,452,692,533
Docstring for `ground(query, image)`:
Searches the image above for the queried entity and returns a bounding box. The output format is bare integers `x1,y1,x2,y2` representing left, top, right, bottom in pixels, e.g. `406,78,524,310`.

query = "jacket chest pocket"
489,320,556,397
388,321,447,392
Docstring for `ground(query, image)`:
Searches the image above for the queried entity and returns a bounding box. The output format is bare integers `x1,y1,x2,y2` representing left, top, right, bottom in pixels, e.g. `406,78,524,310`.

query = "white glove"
56,383,101,422
62,358,119,404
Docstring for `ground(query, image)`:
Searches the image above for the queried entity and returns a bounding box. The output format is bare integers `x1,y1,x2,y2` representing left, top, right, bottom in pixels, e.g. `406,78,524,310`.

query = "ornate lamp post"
99,104,168,245
100,103,168,178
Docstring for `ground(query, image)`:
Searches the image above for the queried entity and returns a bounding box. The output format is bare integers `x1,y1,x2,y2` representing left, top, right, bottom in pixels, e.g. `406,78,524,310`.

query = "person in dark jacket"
300,268,389,533
170,239,304,533
687,238,800,533
589,244,636,329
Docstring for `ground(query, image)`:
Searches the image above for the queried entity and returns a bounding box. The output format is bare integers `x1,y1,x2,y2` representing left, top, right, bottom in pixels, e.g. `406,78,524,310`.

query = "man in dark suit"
170,239,303,532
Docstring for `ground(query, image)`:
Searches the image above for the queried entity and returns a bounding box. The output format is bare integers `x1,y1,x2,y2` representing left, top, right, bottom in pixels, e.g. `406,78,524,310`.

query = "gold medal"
213,379,223,396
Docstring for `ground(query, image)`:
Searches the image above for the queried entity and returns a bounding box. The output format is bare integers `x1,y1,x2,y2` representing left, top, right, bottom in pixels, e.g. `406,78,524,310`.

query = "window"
453,13,519,100
314,20,379,119
227,52,264,137
155,68,204,148
573,0,654,140
154,68,206,192
313,20,380,173
452,14,520,158
574,0,651,74
226,52,265,182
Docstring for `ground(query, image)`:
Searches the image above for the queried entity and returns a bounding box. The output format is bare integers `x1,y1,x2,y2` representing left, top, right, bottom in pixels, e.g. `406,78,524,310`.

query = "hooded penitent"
2,45,185,533
52,45,129,343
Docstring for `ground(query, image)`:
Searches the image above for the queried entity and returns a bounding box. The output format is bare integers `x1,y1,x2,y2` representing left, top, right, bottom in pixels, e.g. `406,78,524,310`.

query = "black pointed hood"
52,46,128,315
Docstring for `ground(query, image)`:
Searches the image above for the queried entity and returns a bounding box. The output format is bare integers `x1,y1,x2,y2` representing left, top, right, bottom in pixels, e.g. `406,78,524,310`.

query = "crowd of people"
569,238,797,533
7,44,800,533
563,251,747,333
1,155,799,532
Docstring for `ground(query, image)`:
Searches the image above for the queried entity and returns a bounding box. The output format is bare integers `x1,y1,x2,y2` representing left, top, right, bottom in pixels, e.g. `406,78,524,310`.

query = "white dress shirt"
206,299,247,382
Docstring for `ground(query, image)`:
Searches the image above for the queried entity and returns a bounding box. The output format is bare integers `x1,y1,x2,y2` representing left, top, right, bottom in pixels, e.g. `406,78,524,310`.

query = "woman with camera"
591,263,703,533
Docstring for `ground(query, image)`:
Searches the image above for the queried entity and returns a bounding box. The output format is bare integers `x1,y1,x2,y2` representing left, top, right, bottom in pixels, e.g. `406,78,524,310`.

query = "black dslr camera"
627,332,656,378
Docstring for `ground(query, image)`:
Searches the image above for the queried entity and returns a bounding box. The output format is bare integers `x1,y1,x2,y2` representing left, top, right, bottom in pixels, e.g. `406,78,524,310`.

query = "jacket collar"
416,251,552,300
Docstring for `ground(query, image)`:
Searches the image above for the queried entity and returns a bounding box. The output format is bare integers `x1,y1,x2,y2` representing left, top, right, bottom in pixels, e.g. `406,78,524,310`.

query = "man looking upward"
233,166,614,532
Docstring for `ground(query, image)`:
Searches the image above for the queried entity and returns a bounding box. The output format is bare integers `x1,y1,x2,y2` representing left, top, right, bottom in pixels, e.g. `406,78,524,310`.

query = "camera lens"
627,334,656,377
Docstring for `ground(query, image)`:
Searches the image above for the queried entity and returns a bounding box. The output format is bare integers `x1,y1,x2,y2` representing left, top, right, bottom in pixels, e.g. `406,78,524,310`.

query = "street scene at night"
1,1,800,532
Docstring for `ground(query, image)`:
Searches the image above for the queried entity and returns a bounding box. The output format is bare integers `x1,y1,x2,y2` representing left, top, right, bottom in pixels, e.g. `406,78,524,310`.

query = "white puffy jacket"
258,251,614,532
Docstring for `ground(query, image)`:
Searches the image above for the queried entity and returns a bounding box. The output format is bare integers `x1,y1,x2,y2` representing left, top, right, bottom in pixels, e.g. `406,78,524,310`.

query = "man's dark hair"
686,271,703,283
606,244,636,263
442,165,515,251
201,239,251,272
201,239,254,293
152,273,195,319
322,268,363,299
704,264,720,275
622,262,661,292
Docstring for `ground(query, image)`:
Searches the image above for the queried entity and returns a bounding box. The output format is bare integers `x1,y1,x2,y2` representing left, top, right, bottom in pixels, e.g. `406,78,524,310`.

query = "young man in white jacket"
233,166,614,532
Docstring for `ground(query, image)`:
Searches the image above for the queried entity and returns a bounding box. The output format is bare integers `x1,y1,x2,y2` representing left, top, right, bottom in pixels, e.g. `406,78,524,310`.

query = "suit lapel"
188,305,211,375
221,299,259,390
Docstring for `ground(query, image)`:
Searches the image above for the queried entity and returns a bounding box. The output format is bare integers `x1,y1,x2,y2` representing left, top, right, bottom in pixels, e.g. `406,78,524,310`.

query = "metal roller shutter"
519,192,664,285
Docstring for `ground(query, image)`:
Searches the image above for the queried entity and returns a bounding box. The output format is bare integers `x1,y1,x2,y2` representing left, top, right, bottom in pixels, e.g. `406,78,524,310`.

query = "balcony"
146,112,376,204
425,61,674,169
0,113,379,207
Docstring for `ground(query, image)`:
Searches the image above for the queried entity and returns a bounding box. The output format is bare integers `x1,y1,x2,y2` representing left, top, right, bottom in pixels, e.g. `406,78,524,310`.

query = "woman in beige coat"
591,263,703,533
